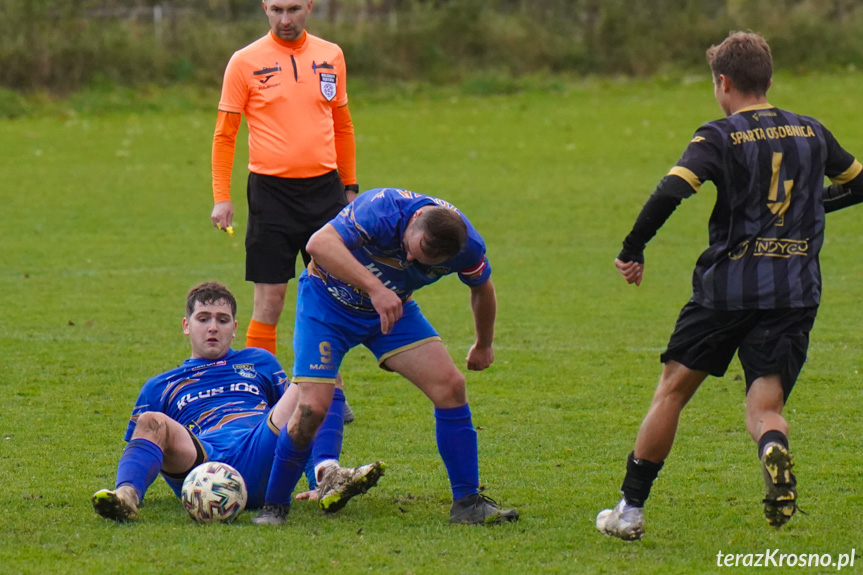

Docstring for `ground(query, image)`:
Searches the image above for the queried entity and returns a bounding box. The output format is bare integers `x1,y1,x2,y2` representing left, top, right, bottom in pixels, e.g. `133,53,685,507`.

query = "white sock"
315,459,339,483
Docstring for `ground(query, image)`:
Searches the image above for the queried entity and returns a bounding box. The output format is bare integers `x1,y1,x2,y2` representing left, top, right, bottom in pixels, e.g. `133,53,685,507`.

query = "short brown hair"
415,207,468,260
185,281,237,318
706,31,772,96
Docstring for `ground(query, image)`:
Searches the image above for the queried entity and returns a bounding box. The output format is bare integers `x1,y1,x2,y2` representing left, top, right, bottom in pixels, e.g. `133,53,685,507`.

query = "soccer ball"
181,462,247,524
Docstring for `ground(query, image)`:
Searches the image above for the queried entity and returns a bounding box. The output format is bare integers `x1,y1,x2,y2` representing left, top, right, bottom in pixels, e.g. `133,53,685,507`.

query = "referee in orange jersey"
210,0,358,361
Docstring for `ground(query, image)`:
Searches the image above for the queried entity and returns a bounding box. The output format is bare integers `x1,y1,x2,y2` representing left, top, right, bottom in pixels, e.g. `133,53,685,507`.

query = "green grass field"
2,73,862,574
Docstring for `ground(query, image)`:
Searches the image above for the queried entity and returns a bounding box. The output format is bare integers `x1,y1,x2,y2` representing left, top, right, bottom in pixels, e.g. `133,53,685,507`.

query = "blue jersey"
125,348,288,441
315,188,492,312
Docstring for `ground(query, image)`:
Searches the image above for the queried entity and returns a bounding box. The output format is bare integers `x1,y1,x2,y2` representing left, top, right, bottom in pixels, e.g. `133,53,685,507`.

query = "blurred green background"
2,0,863,105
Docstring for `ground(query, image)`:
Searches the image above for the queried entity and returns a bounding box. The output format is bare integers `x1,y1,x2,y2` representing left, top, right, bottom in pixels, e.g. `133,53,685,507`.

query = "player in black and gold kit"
597,31,863,540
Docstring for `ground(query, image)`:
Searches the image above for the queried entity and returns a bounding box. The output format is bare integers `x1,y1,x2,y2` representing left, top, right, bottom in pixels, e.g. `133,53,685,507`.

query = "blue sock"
116,438,163,501
304,388,345,490
435,404,479,501
265,425,311,505
303,458,317,491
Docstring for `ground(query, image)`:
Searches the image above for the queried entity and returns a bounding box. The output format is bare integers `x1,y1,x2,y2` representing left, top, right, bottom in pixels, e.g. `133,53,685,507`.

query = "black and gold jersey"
671,104,861,310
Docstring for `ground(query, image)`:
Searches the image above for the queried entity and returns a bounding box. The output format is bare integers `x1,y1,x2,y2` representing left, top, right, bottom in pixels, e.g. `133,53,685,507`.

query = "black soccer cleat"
251,503,290,526
761,443,798,528
450,493,519,525
343,401,355,424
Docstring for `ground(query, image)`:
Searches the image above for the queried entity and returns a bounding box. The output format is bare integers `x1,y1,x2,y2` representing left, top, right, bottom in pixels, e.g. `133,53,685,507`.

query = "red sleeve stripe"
460,260,486,277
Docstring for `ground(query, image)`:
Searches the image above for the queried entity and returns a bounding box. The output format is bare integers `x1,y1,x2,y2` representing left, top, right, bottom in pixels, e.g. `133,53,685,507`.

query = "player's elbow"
306,226,338,259
472,278,495,297
305,229,326,258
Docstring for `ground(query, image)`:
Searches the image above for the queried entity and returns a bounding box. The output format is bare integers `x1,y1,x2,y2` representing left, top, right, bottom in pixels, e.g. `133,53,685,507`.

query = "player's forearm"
619,175,691,263
212,111,241,204
307,225,387,295
470,280,496,348
824,171,863,213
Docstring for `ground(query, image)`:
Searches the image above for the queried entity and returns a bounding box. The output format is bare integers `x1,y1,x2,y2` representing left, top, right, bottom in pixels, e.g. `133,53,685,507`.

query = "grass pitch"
1,73,862,574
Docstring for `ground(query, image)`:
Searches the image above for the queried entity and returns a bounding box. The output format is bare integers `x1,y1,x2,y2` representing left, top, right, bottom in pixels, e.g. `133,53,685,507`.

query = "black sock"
620,451,664,508
758,430,789,459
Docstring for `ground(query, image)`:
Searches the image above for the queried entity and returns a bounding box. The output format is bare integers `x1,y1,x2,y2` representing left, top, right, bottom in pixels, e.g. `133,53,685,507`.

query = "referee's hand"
615,258,644,286
211,201,234,232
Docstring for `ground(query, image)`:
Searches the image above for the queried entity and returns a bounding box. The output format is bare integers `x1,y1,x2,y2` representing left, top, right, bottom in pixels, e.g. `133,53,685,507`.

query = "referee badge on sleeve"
320,73,337,101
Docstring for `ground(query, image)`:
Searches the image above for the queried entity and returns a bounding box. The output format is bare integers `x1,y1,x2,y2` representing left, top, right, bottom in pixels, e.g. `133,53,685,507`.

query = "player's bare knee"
653,381,694,410
669,391,691,411
255,285,286,308
289,403,326,448
132,411,170,444
264,292,286,311
432,371,467,406
450,372,467,400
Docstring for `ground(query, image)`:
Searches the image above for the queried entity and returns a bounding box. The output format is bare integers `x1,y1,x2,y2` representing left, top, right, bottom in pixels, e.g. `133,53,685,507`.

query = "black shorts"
660,301,818,400
245,170,347,284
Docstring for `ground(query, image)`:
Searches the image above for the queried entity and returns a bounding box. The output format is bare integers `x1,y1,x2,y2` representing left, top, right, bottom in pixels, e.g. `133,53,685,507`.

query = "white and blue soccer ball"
181,461,247,524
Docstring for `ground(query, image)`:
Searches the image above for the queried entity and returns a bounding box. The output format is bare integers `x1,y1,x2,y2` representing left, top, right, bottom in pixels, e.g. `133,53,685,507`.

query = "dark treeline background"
2,0,862,94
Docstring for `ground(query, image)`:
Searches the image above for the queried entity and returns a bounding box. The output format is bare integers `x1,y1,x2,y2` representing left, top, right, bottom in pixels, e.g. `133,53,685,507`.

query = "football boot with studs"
449,492,519,525
596,498,644,541
92,485,140,522
251,503,291,526
761,443,799,528
318,461,386,513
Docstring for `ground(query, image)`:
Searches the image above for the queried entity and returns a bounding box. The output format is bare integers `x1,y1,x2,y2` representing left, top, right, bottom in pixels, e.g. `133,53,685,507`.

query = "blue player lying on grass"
251,188,518,526
92,281,383,522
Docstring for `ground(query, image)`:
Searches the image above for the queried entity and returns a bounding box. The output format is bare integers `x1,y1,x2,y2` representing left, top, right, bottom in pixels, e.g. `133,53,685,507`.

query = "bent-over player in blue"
252,188,519,525
91,281,383,522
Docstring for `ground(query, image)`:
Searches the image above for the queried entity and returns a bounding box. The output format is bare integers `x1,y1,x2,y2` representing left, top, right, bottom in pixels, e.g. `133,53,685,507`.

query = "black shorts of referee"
660,300,818,401
245,170,348,284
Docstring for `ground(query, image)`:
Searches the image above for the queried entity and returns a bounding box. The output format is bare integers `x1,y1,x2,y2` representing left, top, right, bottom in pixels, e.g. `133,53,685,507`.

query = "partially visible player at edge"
91,282,382,522
597,31,863,541
210,0,357,423
251,188,519,526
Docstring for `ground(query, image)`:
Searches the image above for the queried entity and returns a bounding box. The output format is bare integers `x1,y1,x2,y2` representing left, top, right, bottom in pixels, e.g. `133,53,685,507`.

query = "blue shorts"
162,415,279,509
292,271,440,383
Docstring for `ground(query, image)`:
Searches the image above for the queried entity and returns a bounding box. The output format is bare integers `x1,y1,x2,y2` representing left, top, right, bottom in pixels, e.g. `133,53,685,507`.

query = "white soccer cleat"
317,461,386,513
596,498,644,541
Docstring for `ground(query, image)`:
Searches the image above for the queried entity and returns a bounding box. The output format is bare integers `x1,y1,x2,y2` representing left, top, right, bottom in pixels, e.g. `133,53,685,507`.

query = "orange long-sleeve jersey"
212,30,357,204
